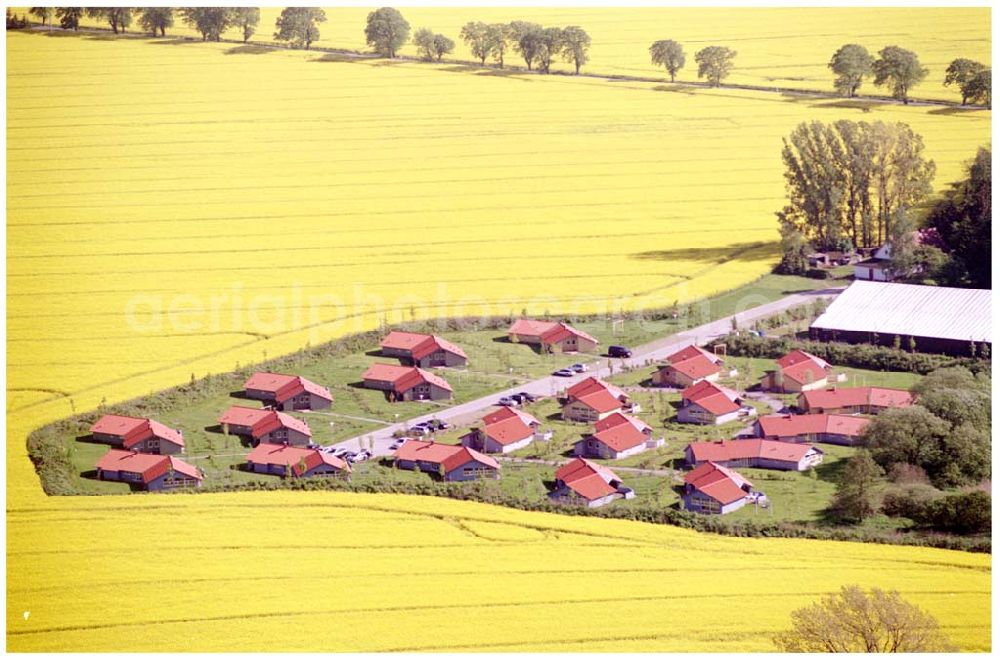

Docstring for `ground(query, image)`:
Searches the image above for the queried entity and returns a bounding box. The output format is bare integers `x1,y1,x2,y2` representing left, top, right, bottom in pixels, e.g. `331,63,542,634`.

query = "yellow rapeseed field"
5,8,992,652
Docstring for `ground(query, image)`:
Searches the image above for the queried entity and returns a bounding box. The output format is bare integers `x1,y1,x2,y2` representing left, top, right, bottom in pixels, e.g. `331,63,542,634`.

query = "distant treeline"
8,8,991,99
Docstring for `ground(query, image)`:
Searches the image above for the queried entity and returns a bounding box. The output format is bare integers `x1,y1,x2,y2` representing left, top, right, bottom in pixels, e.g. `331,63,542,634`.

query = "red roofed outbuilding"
460,406,541,454
361,364,453,401
652,345,724,388
392,439,500,481
676,381,748,425
574,412,665,459
242,372,333,411
684,439,823,471
218,406,312,446
754,413,870,446
245,443,350,478
548,458,634,508
508,319,598,354
380,331,468,368
683,461,757,514
90,414,185,455
761,350,833,393
96,449,203,491
798,386,915,415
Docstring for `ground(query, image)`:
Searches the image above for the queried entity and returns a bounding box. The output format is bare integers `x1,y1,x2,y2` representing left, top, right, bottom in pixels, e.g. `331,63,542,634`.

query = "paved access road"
333,287,844,458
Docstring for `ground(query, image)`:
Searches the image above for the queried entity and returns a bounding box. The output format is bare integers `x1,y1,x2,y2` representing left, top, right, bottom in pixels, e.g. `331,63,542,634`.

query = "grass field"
5,11,992,652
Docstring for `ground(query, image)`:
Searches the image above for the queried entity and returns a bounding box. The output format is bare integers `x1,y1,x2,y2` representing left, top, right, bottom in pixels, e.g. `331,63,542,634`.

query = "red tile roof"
508,319,597,345
801,387,915,411
380,331,468,361
243,372,333,404
756,413,870,439
95,449,202,483
245,443,350,476
362,364,453,393
90,415,184,449
482,405,539,428
393,439,499,472
776,349,830,371
217,406,311,439
664,354,722,381
684,461,751,505
572,388,626,414
686,438,820,464
567,376,625,402
590,412,653,452
681,380,741,416
555,458,624,501
477,406,538,447
772,350,832,387
668,345,722,365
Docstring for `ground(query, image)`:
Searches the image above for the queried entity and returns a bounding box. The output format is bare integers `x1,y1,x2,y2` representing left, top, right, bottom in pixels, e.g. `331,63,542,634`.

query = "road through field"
333,286,843,456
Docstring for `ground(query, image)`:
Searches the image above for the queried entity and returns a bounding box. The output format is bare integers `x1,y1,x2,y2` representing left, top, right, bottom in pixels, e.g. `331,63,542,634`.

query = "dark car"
498,396,517,406
518,392,537,402
608,345,632,358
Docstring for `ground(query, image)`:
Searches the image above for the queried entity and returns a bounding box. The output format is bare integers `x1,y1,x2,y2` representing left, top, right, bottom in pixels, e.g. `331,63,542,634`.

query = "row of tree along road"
15,7,990,106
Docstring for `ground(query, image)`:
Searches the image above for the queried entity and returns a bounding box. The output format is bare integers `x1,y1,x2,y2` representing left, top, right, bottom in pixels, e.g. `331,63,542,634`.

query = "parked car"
509,393,526,405
498,396,517,406
409,424,432,436
421,419,449,431
518,391,537,402
306,443,321,450
553,368,575,377
570,363,587,373
608,345,632,358
333,448,353,459
353,450,372,462
388,440,403,450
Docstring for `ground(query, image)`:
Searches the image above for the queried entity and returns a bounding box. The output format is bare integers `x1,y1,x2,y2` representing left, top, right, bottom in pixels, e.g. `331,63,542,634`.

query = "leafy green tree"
936,424,991,488
774,585,957,652
928,490,991,534
138,7,172,37
365,7,409,58
925,147,991,288
535,26,564,74
29,7,54,25
914,366,988,396
485,22,510,68
830,450,884,523
649,39,685,82
55,7,83,30
274,7,325,50
560,26,590,74
86,8,133,34
230,7,260,43
918,388,990,430
432,33,454,61
508,20,543,70
694,46,736,86
181,7,229,41
873,45,928,104
862,406,950,473
459,21,490,65
412,27,435,61
944,58,987,105
963,68,991,108
828,43,874,97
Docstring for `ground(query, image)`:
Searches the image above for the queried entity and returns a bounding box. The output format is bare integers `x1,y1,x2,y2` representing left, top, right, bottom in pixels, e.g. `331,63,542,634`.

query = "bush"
881,484,940,520
887,463,931,485
927,491,991,534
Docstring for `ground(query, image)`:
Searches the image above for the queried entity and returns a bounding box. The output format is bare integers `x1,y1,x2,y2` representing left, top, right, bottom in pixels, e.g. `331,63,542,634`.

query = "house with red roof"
676,381,748,425
217,406,312,446
561,376,633,422
392,439,500,481
96,449,203,491
380,331,468,368
459,406,542,454
89,414,184,455
683,461,758,514
652,345,724,388
242,372,332,411
684,439,823,472
573,412,664,459
361,364,453,401
507,319,598,354
761,350,833,393
798,386,915,415
245,443,350,479
548,458,634,508
754,413,870,446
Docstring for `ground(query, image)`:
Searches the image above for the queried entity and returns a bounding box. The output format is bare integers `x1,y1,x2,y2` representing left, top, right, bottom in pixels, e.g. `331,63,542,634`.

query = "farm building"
242,372,332,411
676,381,749,425
798,387,914,415
853,230,941,282
754,413,870,445
682,461,758,515
217,406,312,446
760,349,834,393
361,364,453,401
379,331,468,368
89,414,185,455
95,449,203,491
651,344,724,388
392,439,500,481
460,406,544,454
684,439,823,471
548,457,634,508
810,280,991,356
507,319,598,353
573,412,665,460
244,443,350,479
561,376,634,422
